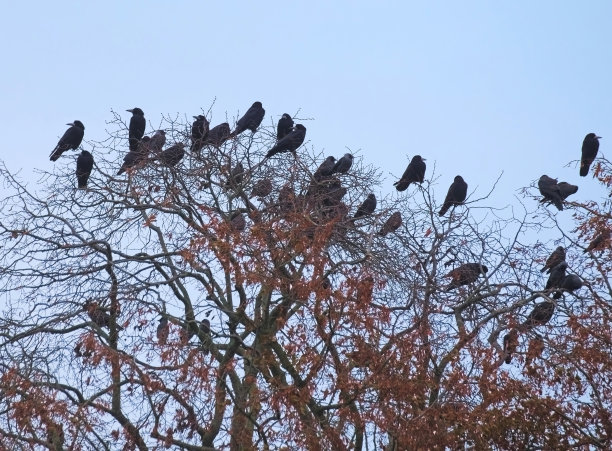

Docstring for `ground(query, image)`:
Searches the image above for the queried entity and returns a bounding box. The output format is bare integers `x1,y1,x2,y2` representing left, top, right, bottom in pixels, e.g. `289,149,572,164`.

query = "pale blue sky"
1,1,610,214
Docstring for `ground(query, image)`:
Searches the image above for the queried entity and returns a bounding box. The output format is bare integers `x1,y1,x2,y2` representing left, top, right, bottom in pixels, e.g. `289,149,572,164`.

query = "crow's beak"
597,136,602,139
126,109,134,113
66,122,74,126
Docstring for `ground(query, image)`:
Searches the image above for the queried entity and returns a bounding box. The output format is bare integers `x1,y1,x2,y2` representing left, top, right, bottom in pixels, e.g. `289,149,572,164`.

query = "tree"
0,107,610,449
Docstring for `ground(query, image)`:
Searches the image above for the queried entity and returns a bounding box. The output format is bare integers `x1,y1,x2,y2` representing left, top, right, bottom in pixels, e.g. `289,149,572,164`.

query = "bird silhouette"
444,263,488,291
76,150,94,189
332,153,354,174
395,155,426,191
439,176,468,216
277,114,294,140
540,246,565,273
265,124,306,158
354,194,377,219
191,115,210,153
127,108,146,152
232,101,265,136
50,121,85,161
580,132,601,177
538,175,563,211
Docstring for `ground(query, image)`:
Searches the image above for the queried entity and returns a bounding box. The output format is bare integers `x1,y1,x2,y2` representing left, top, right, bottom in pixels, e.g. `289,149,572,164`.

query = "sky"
1,1,610,230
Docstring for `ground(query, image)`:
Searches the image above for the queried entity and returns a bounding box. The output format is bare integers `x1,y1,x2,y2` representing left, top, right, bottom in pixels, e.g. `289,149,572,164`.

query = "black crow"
277,113,294,140
354,194,376,219
203,123,231,148
332,153,354,174
76,150,94,189
50,120,85,161
557,182,578,201
118,136,150,175
232,101,265,136
538,175,563,211
545,261,567,290
314,156,337,181
127,108,146,152
266,124,307,158
553,274,583,300
444,263,488,291
394,155,426,191
191,115,209,152
439,176,468,216
378,212,402,236
580,132,601,176
158,143,185,167
540,246,565,273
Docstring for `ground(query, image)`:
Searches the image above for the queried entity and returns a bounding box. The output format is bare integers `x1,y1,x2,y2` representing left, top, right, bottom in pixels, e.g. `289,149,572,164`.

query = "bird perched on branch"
538,175,564,211
50,121,85,161
83,300,122,330
76,150,94,189
191,115,209,153
314,156,337,181
580,132,601,177
395,155,426,191
332,153,354,175
148,130,166,154
444,263,488,291
277,113,294,140
157,317,169,345
378,212,402,236
521,301,555,331
540,246,565,273
354,194,376,219
127,108,146,152
553,274,583,300
232,101,265,137
265,125,307,158
203,123,231,148
118,136,150,175
439,176,467,216
584,229,610,253
158,143,185,167
503,329,519,364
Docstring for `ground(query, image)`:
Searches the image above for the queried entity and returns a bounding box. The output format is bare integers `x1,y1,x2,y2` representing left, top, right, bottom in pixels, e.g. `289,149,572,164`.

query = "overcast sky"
1,1,609,231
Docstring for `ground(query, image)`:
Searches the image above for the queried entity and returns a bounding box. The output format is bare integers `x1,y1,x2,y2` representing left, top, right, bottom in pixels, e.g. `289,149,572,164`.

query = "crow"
444,263,488,291
557,182,578,201
127,108,146,152
503,329,519,364
540,246,565,273
314,156,337,181
203,123,231,148
545,261,567,290
378,212,402,236
584,229,610,253
332,153,354,174
580,132,601,177
76,150,94,189
439,176,468,216
148,130,166,153
265,124,307,158
118,136,150,175
553,274,583,300
353,194,376,219
394,155,426,191
277,113,294,140
521,301,554,331
232,101,265,136
538,175,563,211
158,143,185,167
200,319,212,355
191,115,209,153
50,121,85,161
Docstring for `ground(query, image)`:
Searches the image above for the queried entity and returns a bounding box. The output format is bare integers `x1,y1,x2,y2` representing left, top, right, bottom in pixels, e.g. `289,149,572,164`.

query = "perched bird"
553,274,583,300
157,317,169,345
227,162,244,187
277,113,294,140
545,261,567,290
378,212,402,236
584,229,610,253
118,136,150,175
127,108,146,152
580,133,601,177
158,143,185,167
557,182,578,201
540,246,565,273
394,155,426,191
314,156,337,181
232,101,265,136
439,176,468,216
444,263,488,291
265,124,307,158
230,212,246,232
148,130,166,154
354,194,377,219
203,123,231,148
503,329,519,364
76,150,94,189
50,121,85,161
538,175,564,211
83,300,121,330
332,153,354,175
191,115,210,152
250,178,273,198
522,301,555,330
200,319,212,355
